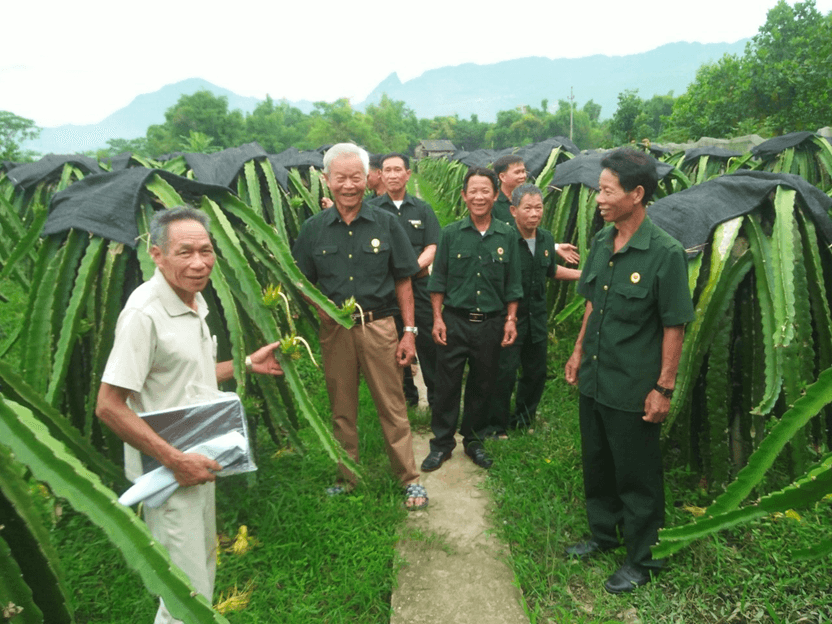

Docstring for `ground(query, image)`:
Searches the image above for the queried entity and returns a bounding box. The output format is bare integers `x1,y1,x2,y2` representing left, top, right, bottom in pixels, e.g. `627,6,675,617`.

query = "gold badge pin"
631,272,641,284
497,247,504,255
371,238,380,247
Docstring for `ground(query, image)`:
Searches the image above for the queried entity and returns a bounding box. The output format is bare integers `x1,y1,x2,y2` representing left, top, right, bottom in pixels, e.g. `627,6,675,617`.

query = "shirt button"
603,285,609,291
348,254,353,259
349,276,354,281
477,307,481,311
349,231,353,236
457,254,461,258
593,355,598,360
599,309,603,314
609,261,614,267
477,272,481,277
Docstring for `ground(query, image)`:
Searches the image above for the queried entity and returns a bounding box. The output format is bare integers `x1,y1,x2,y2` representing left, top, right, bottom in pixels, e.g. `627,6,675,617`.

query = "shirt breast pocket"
313,245,340,278
407,220,426,247
362,240,391,270
483,249,507,281
449,249,473,278
611,283,651,323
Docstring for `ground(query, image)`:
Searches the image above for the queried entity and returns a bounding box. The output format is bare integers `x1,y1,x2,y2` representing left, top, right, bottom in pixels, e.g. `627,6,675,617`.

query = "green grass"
483,316,832,623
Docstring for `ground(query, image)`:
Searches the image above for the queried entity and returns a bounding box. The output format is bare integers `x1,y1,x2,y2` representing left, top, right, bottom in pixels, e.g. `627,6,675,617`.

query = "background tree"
0,111,41,162
305,99,378,151
245,96,310,153
146,90,245,154
663,0,831,141
364,95,421,153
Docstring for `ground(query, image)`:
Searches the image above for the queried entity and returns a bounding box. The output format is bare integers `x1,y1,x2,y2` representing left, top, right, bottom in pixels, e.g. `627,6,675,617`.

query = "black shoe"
421,450,451,472
565,539,613,559
604,563,653,594
465,446,493,469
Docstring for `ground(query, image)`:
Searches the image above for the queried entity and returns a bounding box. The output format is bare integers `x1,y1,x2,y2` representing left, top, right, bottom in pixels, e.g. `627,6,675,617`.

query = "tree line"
2,0,828,162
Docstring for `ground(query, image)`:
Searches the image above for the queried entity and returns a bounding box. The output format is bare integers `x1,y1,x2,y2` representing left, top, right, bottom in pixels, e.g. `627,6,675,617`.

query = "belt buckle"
351,311,362,323
468,312,485,323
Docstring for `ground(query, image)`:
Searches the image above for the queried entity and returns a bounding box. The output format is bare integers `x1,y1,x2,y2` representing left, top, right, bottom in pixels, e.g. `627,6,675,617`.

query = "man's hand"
643,390,670,423
396,333,416,367
564,349,581,386
501,319,517,347
249,341,284,376
556,243,580,265
168,452,222,487
432,316,447,346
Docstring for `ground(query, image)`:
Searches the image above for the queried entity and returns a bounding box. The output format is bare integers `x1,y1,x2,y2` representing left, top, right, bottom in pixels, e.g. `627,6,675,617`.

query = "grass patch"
484,316,832,623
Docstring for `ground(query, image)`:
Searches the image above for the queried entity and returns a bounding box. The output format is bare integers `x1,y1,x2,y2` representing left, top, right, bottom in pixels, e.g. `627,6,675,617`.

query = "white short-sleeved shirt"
102,268,218,480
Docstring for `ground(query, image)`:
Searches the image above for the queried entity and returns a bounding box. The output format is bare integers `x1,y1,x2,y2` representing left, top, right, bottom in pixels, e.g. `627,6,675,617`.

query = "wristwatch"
403,326,419,337
654,383,674,399
245,356,253,373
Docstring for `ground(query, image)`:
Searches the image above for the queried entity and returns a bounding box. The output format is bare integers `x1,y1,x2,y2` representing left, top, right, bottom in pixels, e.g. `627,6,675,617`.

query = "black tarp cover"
6,154,104,190
549,152,674,190
270,146,325,170
648,170,832,252
751,132,818,158
516,137,580,178
682,147,743,165
44,168,231,247
184,142,268,189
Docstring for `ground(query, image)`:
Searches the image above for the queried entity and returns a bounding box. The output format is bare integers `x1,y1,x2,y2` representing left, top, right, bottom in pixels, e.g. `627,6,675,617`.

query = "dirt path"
390,430,529,624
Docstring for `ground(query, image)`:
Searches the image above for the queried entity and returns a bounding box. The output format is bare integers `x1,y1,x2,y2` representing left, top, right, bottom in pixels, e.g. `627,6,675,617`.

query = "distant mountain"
24,41,747,155
358,41,749,122
26,78,315,155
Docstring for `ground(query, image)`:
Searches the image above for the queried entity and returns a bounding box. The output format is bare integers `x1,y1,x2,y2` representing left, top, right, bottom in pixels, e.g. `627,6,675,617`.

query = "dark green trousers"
579,393,665,570
489,318,548,432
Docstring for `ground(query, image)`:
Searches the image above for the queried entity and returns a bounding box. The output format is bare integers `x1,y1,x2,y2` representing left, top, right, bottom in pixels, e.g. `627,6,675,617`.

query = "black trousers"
579,393,665,570
429,313,502,453
395,277,436,408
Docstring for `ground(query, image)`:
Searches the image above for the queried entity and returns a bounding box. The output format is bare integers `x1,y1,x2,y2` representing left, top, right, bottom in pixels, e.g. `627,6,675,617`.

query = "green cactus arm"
0,398,230,624
46,236,105,406
654,457,832,558
0,445,73,623
0,530,44,624
744,214,784,415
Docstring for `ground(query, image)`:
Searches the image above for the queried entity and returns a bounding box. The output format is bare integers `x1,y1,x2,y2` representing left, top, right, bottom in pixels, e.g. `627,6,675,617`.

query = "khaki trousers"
144,482,216,624
319,316,419,486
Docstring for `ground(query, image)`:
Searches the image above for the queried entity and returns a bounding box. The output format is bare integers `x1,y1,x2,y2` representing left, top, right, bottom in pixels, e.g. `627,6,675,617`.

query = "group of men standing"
95,142,694,623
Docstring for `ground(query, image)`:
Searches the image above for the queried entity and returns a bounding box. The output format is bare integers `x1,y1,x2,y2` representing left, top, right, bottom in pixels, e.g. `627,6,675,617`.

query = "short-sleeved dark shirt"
577,216,695,412
368,192,441,259
292,202,420,312
492,191,514,226
429,215,524,314
517,225,557,343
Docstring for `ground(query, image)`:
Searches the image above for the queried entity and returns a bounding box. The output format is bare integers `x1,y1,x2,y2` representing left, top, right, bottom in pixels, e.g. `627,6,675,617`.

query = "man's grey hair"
511,183,543,207
323,143,370,175
149,206,211,252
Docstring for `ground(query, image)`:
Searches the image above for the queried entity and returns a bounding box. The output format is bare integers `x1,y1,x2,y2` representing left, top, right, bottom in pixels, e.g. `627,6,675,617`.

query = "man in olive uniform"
564,148,695,593
421,167,523,472
291,143,428,509
488,184,581,436
491,154,527,226
369,152,441,410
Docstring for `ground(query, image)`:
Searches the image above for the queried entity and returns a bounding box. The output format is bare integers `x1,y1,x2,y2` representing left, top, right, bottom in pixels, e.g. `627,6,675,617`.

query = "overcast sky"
3,0,830,128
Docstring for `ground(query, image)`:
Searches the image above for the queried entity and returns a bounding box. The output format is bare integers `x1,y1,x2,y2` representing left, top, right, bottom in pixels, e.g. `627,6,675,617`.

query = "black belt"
443,306,504,323
350,309,394,324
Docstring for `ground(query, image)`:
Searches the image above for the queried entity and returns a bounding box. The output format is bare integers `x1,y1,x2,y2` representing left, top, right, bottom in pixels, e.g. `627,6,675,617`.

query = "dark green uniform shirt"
492,191,514,227
517,226,557,343
429,215,523,314
368,192,441,259
577,216,695,412
292,202,420,312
